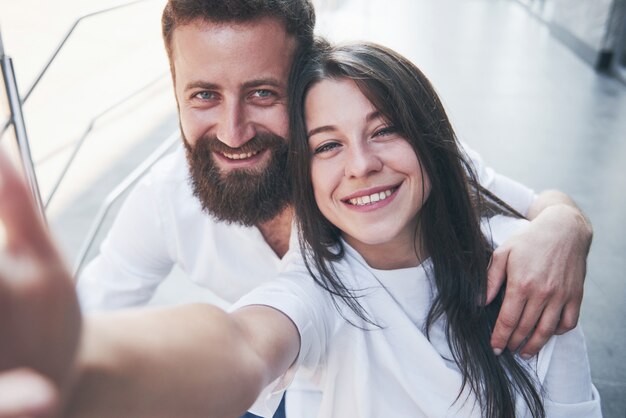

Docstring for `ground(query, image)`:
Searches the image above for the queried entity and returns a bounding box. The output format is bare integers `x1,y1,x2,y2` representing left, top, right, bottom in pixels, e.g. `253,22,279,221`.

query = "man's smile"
212,148,271,170
220,150,261,160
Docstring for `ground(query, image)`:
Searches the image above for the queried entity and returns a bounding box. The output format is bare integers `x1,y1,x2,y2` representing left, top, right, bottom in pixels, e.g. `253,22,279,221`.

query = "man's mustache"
197,133,287,155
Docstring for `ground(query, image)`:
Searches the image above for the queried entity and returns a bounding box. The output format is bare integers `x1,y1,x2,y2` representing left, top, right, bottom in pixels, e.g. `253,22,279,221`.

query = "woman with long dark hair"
229,40,600,417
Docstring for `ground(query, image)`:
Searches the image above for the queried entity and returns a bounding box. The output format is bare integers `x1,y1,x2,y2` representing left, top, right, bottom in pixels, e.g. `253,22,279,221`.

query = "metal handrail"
72,132,179,278
44,72,168,208
0,0,157,140
0,29,10,140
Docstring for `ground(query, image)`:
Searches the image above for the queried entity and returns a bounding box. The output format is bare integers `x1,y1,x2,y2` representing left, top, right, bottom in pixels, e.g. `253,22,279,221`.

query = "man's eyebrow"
184,78,284,92
184,81,219,92
241,78,284,90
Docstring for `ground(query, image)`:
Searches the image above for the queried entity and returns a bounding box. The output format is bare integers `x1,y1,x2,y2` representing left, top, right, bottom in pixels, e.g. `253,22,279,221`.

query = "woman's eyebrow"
307,111,382,138
307,125,336,138
366,110,382,122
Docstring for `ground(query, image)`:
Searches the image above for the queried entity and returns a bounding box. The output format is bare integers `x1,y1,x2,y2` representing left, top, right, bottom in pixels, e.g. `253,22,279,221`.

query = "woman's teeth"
348,188,394,206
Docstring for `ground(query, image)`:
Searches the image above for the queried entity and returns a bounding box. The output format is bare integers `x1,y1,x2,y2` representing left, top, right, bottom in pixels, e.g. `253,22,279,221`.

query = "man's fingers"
490,289,526,354
518,304,562,357
0,368,59,418
505,298,546,353
555,301,581,335
0,149,47,253
486,248,508,305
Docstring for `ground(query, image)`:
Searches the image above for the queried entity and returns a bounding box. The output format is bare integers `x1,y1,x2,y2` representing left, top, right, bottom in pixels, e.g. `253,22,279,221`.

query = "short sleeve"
230,255,336,417
538,325,602,417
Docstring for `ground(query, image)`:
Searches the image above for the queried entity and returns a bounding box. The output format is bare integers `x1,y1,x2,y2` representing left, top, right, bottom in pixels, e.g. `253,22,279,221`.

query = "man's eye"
194,91,215,100
313,142,341,155
252,89,275,99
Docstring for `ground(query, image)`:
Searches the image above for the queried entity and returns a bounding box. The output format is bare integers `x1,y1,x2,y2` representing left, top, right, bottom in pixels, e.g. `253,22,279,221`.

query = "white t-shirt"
76,142,537,417
233,217,601,418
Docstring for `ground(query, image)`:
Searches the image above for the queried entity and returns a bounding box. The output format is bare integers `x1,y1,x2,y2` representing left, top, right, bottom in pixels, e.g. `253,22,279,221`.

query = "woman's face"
305,78,431,264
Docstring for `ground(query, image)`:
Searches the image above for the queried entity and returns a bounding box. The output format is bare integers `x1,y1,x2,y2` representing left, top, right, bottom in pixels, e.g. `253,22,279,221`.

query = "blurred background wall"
516,0,626,81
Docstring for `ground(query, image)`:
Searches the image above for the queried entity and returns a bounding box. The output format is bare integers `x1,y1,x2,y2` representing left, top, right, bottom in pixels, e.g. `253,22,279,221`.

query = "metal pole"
0,27,46,222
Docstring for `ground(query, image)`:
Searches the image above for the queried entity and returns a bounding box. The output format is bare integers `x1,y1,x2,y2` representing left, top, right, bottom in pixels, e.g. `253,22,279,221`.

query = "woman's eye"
373,126,397,137
313,142,341,155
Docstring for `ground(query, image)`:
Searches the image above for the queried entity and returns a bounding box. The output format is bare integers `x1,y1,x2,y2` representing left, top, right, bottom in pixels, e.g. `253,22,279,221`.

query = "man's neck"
256,206,294,259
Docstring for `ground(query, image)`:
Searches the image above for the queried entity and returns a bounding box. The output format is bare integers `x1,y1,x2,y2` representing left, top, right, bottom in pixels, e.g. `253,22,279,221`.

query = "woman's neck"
344,232,426,270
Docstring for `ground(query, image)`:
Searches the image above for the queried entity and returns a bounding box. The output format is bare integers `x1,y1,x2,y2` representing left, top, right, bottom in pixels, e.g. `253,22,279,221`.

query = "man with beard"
0,0,586,415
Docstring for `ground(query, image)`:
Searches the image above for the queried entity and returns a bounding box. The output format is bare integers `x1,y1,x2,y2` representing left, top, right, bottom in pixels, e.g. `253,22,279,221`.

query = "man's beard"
184,132,291,227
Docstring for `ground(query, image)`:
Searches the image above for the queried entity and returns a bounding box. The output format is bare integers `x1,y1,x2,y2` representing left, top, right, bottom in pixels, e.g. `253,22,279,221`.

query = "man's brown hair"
162,0,316,61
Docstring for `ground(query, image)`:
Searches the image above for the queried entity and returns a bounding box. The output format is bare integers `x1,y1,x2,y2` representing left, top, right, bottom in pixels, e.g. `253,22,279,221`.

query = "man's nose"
216,101,255,148
345,143,383,178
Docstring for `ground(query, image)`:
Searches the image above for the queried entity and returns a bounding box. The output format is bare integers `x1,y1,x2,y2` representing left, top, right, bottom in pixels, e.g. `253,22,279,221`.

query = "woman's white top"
233,217,602,417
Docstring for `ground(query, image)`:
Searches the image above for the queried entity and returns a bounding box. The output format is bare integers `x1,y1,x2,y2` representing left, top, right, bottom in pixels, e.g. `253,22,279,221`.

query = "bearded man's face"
170,18,296,226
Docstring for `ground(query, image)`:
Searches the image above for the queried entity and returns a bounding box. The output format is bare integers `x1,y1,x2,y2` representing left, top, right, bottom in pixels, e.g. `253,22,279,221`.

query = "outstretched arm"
487,190,592,358
69,304,298,418
0,148,299,417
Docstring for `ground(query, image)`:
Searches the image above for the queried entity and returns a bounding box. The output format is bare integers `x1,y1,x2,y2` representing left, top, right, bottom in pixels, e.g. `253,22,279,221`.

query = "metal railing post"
0,27,46,222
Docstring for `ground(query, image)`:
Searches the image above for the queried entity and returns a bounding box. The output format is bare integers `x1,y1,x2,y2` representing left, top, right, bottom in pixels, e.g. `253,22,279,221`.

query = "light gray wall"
550,0,613,50
516,0,626,68
605,0,626,50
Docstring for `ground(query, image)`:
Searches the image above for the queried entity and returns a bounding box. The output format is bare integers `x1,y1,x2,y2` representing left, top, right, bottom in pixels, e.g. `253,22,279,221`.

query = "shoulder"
134,144,199,213
142,144,190,188
235,246,339,321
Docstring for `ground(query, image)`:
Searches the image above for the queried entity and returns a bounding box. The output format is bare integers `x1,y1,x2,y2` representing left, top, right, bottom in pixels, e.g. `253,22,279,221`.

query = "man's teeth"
222,150,259,160
348,189,394,206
